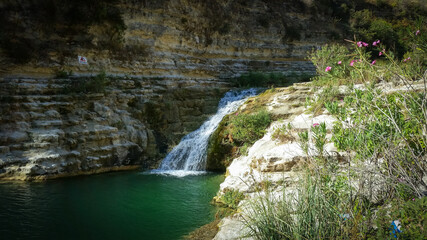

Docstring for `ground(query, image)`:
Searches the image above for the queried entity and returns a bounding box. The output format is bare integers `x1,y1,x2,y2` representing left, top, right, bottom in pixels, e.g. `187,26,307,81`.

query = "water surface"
0,171,224,240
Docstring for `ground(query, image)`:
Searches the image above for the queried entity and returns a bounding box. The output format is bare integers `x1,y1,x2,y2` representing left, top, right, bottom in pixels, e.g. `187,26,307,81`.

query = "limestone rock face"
0,0,341,79
0,77,228,180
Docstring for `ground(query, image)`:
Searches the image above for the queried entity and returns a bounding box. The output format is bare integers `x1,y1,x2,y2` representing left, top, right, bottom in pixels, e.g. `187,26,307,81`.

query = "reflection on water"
0,171,223,240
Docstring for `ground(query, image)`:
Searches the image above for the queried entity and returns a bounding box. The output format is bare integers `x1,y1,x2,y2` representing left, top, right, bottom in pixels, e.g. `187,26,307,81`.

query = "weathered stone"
0,77,228,180
9,131,29,142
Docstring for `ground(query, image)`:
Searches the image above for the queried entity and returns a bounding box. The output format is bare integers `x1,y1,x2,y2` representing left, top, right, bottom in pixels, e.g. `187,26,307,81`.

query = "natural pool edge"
0,164,142,182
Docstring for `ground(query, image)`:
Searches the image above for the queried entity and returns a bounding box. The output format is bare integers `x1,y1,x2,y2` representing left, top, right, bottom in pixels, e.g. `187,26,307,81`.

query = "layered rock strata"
0,0,337,79
0,77,228,180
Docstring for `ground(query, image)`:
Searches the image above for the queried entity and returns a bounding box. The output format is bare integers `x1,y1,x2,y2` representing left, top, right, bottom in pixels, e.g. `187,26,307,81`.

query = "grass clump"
206,107,272,171
243,172,352,240
217,188,245,211
272,123,295,143
230,110,271,144
63,71,110,94
233,72,312,88
54,69,73,79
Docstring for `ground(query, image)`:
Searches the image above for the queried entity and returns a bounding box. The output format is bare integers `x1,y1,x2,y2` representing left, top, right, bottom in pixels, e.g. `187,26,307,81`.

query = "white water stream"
154,88,258,177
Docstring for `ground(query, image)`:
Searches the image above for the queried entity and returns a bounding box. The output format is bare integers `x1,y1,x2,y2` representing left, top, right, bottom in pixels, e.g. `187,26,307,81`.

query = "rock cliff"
0,76,228,180
0,0,341,78
0,0,342,179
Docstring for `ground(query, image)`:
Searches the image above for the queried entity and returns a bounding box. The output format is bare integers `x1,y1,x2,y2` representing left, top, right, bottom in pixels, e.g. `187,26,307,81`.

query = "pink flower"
403,57,411,63
371,60,376,65
338,61,342,65
359,59,362,62
412,198,415,201
372,40,380,46
357,41,362,47
362,42,369,47
350,60,355,66
313,123,319,127
379,51,383,56
325,66,332,72
416,30,420,36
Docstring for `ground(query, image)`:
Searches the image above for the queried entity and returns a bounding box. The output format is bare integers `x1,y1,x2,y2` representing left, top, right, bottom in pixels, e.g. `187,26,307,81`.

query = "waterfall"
154,88,258,176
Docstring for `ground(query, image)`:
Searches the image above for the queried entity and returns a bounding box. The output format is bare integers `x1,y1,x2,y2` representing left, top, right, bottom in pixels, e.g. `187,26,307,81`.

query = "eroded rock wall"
0,77,228,180
0,0,339,78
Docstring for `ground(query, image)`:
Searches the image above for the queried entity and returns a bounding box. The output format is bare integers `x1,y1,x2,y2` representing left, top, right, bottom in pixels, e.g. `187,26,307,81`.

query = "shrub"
330,89,426,197
272,123,295,143
298,130,309,154
63,71,110,94
230,110,271,144
55,69,73,79
309,86,343,114
233,72,312,88
217,188,245,210
375,197,427,239
312,122,327,156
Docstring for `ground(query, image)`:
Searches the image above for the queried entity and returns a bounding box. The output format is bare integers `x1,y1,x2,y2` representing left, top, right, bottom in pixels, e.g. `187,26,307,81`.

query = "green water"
0,171,224,240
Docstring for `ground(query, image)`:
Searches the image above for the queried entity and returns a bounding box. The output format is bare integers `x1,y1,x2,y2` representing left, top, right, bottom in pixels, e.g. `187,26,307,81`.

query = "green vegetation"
230,110,271,144
242,22,426,239
271,123,295,143
375,197,427,239
216,188,245,211
55,69,73,79
232,72,312,88
206,108,272,171
63,71,109,94
213,188,246,221
244,173,353,240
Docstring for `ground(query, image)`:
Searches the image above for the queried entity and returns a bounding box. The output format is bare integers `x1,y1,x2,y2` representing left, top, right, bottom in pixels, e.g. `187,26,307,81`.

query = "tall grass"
243,173,350,240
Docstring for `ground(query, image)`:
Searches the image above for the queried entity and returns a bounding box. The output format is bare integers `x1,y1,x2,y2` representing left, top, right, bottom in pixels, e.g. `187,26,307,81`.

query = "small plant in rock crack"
298,130,309,155
324,100,341,115
312,122,327,157
272,123,295,143
218,188,245,211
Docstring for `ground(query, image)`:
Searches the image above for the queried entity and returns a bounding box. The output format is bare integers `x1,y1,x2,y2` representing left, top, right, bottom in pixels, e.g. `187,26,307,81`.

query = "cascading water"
154,88,258,176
